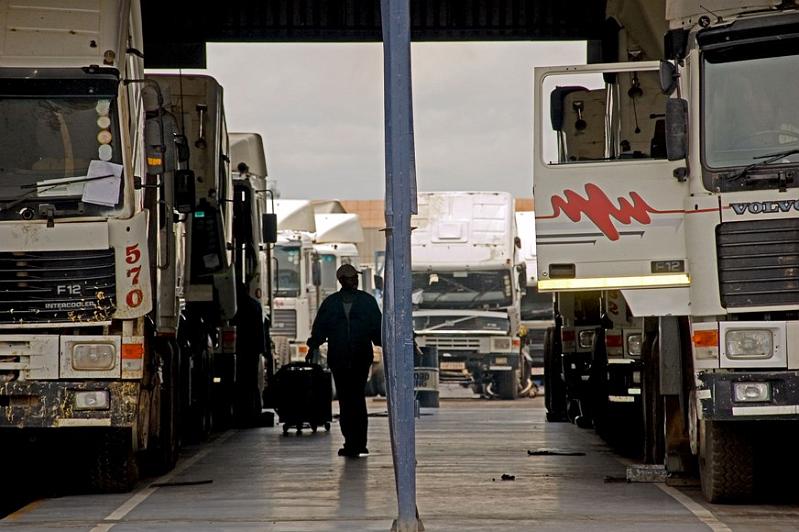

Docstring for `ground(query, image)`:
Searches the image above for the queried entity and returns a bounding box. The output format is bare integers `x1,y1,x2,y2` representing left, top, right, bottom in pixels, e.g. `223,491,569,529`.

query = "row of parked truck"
0,0,281,492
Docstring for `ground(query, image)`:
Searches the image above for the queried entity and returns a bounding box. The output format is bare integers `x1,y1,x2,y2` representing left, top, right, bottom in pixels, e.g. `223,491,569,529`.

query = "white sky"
164,41,586,200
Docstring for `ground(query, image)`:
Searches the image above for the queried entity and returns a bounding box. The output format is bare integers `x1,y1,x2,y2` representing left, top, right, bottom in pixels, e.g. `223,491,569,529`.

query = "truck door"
533,62,689,291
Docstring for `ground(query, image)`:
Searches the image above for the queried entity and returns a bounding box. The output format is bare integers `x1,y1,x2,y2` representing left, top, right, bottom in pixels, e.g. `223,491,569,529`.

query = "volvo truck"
146,74,241,431
534,0,799,502
412,192,525,399
272,200,317,366
230,132,275,424
515,211,554,397
0,0,226,492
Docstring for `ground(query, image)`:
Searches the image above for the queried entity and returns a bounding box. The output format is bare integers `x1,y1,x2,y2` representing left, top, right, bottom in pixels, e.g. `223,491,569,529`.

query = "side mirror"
373,274,384,291
517,263,528,289
311,258,321,287
665,98,688,161
261,213,277,244
659,60,679,96
174,169,196,214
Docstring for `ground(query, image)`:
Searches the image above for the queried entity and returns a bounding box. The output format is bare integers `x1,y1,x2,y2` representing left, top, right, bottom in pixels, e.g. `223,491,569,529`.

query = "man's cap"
336,264,359,280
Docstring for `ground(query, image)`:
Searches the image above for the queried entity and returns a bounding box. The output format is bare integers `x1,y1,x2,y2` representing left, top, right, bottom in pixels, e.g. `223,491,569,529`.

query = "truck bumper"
698,371,799,421
0,381,140,429
439,352,520,382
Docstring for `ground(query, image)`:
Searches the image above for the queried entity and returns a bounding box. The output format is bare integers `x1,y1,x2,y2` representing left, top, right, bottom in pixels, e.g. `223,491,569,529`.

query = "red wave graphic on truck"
538,184,656,241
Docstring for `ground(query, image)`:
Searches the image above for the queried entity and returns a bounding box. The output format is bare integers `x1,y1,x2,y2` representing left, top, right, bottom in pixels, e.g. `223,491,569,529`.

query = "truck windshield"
319,254,338,295
413,314,509,333
0,77,124,218
521,287,553,321
411,270,513,309
703,43,799,174
274,245,301,297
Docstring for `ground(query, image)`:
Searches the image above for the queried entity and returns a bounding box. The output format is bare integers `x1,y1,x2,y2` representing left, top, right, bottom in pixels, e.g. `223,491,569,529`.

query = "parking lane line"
655,483,732,532
614,455,731,532
90,429,237,532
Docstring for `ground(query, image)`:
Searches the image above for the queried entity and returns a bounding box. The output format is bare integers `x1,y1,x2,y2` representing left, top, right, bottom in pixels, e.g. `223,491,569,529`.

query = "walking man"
306,264,382,458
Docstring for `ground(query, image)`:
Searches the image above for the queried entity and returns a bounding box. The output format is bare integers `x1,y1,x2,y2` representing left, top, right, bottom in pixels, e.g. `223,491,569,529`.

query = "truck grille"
0,249,116,324
421,336,481,350
272,309,297,338
717,219,799,308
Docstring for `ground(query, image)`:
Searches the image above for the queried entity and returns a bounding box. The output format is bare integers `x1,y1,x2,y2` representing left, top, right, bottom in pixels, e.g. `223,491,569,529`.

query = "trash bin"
414,346,439,408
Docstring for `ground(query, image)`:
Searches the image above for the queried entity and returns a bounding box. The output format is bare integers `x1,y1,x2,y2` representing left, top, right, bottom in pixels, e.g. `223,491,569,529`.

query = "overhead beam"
142,0,606,67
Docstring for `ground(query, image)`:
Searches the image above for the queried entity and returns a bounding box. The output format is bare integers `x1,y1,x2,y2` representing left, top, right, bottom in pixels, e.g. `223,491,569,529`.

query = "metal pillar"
380,0,419,530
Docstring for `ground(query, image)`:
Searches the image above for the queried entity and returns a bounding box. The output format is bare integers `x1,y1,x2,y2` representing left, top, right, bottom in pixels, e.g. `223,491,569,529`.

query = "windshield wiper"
726,149,799,182
0,174,114,212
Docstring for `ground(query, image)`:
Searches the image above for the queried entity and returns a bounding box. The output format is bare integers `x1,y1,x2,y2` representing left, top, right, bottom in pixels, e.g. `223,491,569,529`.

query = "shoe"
338,447,360,458
358,448,369,456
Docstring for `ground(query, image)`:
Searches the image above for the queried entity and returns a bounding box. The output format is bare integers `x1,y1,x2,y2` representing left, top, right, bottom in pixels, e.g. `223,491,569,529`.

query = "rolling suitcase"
275,361,333,435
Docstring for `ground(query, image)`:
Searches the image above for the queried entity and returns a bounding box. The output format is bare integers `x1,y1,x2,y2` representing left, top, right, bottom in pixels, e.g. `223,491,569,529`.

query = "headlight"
627,334,643,357
72,343,116,370
733,382,771,402
490,337,513,352
74,390,110,410
578,330,595,349
725,329,773,359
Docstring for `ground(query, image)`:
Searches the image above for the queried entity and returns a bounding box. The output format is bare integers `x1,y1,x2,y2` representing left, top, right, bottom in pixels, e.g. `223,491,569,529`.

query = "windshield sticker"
98,144,113,161
97,130,113,144
96,100,111,116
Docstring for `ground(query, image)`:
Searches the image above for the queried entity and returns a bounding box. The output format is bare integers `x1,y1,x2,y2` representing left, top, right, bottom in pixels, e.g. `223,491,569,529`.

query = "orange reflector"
298,345,309,354
122,343,144,359
512,338,521,349
147,157,162,166
692,330,718,347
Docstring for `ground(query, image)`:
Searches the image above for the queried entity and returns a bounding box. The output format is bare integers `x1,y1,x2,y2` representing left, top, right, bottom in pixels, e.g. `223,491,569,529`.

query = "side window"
541,69,667,165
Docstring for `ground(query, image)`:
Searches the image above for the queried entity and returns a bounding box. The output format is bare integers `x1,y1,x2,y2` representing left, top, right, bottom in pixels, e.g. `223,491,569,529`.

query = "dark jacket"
307,288,382,369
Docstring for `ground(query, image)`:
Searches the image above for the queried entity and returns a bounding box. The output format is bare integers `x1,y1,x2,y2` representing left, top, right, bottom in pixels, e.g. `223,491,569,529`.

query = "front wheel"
88,429,139,493
496,370,519,400
544,327,567,421
699,420,754,503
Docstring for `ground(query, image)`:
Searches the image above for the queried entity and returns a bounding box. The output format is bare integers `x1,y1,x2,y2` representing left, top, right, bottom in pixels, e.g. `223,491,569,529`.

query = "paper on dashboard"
82,161,123,207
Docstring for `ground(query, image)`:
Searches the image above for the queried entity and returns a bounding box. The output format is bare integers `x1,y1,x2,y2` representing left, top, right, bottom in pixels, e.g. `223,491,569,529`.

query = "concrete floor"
3,390,799,531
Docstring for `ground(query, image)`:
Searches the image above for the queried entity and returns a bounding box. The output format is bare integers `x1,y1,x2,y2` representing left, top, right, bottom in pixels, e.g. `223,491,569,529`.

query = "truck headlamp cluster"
725,329,773,360
72,343,116,370
733,382,771,403
578,330,595,349
627,334,643,357
490,337,513,353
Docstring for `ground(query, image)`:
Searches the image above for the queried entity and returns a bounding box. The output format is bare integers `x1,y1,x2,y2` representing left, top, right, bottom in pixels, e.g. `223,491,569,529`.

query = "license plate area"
440,361,466,371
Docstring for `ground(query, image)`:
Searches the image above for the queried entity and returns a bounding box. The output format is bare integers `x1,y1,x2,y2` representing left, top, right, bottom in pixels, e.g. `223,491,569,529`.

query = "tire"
544,327,567,421
371,362,386,397
700,420,754,503
88,429,139,493
234,351,264,427
496,370,519,400
589,329,610,440
147,340,179,475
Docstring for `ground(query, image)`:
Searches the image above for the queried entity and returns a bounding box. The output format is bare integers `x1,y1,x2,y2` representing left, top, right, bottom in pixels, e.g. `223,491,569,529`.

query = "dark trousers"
331,363,370,451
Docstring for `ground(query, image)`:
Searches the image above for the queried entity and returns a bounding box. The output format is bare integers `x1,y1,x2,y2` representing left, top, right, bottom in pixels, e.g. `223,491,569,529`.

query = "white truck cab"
412,191,525,399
